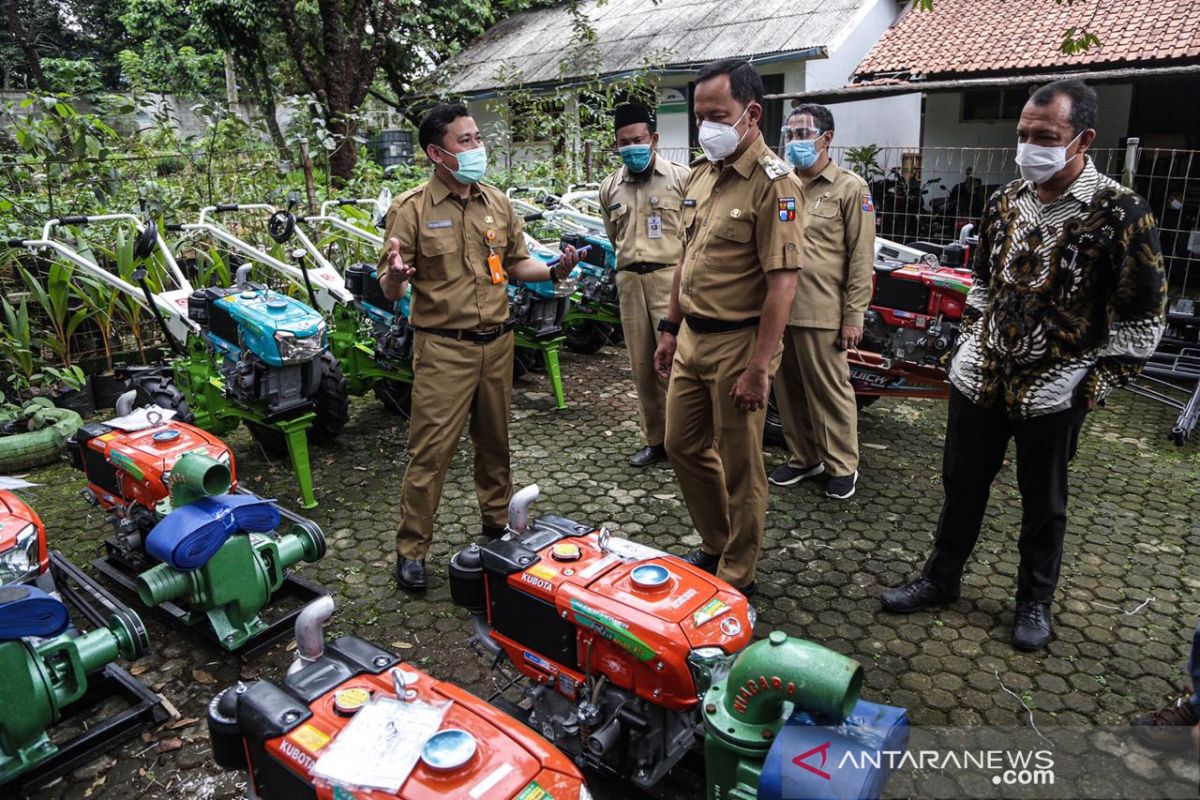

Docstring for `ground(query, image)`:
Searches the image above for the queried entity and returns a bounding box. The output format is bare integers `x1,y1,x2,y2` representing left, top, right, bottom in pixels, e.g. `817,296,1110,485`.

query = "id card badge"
487,250,507,285
647,214,663,239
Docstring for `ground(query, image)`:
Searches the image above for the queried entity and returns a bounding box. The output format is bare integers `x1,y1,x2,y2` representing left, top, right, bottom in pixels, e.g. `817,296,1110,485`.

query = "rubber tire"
763,388,785,448
564,322,613,354
373,377,413,417
0,401,83,472
132,372,194,423
245,421,289,456
309,352,350,443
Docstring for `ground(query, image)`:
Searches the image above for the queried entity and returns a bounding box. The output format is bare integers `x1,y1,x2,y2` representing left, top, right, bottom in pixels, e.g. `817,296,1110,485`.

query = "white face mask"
1169,199,1184,211
1015,131,1083,184
698,105,752,162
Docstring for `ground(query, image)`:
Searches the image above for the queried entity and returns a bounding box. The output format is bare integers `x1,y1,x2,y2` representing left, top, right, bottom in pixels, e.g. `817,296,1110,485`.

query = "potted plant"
40,365,95,416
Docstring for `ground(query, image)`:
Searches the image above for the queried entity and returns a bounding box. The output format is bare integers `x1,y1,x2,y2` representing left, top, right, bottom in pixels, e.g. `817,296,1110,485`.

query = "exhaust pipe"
235,264,254,285
288,595,335,676
470,615,503,657
508,483,540,533
115,390,137,417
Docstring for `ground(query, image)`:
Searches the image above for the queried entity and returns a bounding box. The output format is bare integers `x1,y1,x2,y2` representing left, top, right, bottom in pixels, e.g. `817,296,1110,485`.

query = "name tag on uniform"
607,203,622,212
683,199,697,207
647,214,662,239
426,219,453,229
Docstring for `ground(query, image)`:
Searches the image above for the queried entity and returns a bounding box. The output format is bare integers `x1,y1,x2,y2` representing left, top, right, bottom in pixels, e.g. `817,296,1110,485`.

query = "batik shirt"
949,158,1166,418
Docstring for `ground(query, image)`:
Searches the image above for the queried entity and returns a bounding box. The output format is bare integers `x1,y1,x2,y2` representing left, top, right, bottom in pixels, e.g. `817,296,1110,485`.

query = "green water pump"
134,453,326,650
702,631,864,800
0,610,146,782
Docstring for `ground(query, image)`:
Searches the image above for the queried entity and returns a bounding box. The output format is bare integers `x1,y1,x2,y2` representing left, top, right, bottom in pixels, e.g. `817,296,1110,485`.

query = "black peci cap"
614,102,655,133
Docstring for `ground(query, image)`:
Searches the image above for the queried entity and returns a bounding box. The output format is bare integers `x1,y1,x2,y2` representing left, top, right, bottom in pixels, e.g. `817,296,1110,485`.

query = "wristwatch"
549,264,561,283
657,318,680,336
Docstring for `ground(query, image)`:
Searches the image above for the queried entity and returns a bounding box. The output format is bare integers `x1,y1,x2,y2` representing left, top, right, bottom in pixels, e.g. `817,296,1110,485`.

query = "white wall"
805,0,921,150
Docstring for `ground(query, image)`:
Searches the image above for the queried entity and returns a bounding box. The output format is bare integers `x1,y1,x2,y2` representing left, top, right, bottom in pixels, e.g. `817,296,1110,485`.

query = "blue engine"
560,232,618,311
343,263,412,364
507,240,573,340
186,285,328,416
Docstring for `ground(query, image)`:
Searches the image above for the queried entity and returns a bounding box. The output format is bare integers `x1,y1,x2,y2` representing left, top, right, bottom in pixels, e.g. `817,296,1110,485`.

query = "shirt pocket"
607,202,631,238
654,198,683,240
806,196,839,221
681,206,698,246
416,230,461,281
707,216,754,270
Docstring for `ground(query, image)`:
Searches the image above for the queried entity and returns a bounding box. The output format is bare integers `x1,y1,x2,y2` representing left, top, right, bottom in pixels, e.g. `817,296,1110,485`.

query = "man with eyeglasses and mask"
768,103,874,500
653,59,804,597
880,80,1166,651
378,102,581,591
598,102,690,467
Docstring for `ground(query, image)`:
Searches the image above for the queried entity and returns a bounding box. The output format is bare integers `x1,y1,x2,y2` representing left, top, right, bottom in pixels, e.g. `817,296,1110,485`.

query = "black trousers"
922,387,1087,604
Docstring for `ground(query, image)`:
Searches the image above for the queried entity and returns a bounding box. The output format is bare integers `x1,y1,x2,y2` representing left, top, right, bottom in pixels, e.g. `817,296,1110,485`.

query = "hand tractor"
0,489,166,794
310,196,579,409
449,485,909,797
175,200,418,418
7,214,343,509
207,596,593,799
512,189,623,356
66,393,328,654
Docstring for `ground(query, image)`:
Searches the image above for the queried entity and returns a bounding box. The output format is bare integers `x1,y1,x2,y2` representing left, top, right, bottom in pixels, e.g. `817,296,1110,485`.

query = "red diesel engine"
449,486,754,791
67,416,235,536
863,259,974,367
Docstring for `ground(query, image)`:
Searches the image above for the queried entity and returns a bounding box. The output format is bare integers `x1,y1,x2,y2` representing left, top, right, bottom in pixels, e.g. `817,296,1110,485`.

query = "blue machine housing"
192,287,326,368
560,231,618,310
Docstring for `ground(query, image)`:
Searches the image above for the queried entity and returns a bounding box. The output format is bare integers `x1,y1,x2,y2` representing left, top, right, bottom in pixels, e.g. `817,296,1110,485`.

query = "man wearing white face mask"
653,58,804,596
379,103,581,591
881,80,1167,651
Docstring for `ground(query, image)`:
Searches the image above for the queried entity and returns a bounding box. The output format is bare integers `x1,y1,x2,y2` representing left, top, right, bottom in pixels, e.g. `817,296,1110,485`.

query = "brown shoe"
1131,692,1199,750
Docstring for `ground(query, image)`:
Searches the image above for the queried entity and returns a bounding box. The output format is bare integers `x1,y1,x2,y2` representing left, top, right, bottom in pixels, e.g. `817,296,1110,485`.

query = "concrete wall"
806,0,921,151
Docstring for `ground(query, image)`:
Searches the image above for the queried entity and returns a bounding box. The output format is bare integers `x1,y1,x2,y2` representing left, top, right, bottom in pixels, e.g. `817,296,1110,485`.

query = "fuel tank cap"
266,298,289,313
151,430,180,443
333,686,370,715
631,564,671,590
550,542,581,561
421,729,477,771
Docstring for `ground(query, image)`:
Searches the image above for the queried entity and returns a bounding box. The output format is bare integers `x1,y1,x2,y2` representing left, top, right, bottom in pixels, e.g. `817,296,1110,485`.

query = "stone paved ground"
17,343,1200,799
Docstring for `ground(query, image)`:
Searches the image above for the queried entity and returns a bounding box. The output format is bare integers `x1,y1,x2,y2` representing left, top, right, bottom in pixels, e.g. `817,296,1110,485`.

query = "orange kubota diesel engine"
449,485,755,791
67,417,235,536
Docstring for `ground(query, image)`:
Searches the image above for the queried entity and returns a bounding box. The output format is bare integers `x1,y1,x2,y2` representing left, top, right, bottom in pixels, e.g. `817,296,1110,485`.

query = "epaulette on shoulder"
392,185,424,208
758,154,792,181
689,155,708,168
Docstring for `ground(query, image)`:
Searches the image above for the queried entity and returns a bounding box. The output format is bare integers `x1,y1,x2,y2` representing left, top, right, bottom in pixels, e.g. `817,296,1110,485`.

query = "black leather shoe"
629,443,667,467
1012,601,1053,651
482,524,506,540
395,558,427,591
681,549,720,574
880,577,960,613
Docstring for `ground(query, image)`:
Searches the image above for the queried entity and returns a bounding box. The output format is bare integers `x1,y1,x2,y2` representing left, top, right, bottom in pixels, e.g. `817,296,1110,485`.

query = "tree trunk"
241,52,289,159
3,0,51,91
222,50,239,107
328,113,358,186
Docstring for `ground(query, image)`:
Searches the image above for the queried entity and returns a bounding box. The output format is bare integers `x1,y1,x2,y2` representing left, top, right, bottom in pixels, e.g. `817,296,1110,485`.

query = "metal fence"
588,142,1200,296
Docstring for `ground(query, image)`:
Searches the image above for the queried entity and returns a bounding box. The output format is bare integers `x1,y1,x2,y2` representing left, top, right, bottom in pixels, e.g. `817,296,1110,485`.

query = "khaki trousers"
664,325,782,587
616,267,674,445
774,326,859,477
396,330,514,560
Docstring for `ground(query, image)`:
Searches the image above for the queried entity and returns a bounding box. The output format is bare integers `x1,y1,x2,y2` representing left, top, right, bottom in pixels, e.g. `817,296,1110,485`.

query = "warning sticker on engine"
289,723,331,754
516,782,554,800
526,563,557,581
693,598,731,627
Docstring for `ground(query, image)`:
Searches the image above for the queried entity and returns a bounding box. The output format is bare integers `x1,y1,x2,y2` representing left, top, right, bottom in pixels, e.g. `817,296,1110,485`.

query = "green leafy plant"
0,296,39,397
844,145,885,182
19,259,91,367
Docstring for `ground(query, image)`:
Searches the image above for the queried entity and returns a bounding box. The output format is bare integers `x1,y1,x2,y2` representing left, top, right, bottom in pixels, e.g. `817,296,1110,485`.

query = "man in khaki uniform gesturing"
598,102,690,467
769,103,875,499
379,103,580,591
653,59,804,596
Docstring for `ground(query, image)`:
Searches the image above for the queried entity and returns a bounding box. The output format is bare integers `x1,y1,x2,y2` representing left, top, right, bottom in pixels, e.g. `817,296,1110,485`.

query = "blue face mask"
786,138,821,169
440,145,487,184
619,143,653,173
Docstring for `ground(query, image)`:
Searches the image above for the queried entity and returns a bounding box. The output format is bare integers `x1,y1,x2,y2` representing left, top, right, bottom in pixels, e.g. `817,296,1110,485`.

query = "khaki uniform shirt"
789,161,876,329
679,132,805,321
381,171,530,330
598,155,690,268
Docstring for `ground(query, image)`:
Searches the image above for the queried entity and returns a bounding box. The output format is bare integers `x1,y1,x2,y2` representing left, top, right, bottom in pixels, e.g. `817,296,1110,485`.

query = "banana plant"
19,259,90,368
114,232,167,362
75,235,126,371
0,296,38,396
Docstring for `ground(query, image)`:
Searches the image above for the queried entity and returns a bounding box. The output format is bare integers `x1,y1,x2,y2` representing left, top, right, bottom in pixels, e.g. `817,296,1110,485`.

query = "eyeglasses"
781,126,822,142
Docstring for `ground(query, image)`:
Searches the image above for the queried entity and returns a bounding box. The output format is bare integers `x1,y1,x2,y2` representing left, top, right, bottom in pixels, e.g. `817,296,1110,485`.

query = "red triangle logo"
792,740,833,780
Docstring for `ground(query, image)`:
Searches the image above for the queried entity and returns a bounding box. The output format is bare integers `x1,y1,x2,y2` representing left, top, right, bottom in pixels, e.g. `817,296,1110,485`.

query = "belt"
414,320,516,343
621,262,673,275
683,315,760,334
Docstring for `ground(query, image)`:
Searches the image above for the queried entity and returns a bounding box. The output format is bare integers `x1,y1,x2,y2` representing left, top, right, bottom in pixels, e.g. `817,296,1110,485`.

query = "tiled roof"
438,0,871,95
853,0,1200,81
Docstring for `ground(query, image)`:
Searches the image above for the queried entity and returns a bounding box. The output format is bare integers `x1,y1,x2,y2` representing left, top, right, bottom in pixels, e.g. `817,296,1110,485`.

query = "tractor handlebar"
165,223,185,232
58,215,90,226
6,238,27,248
214,203,240,212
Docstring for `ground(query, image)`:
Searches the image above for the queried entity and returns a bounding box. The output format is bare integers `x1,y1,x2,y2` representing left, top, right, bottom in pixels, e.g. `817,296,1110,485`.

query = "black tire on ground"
564,322,613,354
763,388,785,448
856,394,880,410
374,377,413,417
512,348,544,379
132,372,194,423
309,352,350,443
245,421,289,456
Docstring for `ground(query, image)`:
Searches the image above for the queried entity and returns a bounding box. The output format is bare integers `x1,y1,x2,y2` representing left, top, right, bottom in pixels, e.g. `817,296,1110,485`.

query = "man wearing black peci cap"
598,102,690,466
